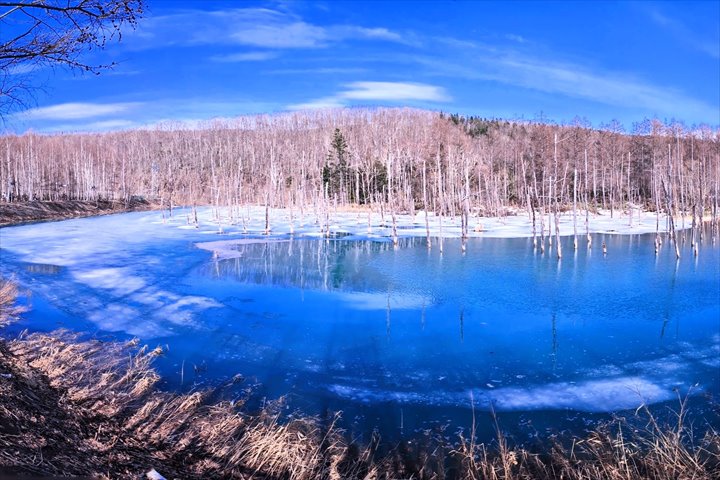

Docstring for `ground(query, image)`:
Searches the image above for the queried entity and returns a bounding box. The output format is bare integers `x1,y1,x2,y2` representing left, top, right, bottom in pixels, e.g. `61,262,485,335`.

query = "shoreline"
154,204,717,261
0,198,159,227
162,204,708,238
2,200,714,240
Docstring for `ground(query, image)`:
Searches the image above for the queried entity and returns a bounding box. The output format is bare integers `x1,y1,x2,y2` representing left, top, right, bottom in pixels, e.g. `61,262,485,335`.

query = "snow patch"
487,377,670,412
328,376,673,412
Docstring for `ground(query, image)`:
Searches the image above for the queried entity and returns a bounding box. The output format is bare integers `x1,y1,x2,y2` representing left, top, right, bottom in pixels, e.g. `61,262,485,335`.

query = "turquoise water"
1,212,718,442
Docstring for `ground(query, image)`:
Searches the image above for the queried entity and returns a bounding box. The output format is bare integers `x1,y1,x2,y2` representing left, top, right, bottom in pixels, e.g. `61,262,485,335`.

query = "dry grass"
1,279,719,479
1,326,360,478
445,393,720,480
0,279,25,328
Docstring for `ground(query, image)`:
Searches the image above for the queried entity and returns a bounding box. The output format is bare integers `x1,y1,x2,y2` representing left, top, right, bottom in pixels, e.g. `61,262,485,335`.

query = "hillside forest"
2,109,718,243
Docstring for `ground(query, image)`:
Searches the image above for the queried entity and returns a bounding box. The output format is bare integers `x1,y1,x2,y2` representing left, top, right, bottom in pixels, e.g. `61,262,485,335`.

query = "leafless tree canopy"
0,0,145,113
1,109,718,231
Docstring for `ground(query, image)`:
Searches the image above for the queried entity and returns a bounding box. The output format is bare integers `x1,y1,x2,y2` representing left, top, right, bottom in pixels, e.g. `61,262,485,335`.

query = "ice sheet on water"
88,304,157,337
74,268,146,295
486,376,670,411
157,296,223,325
196,238,292,259
1,211,223,338
0,206,712,421
327,376,671,412
326,338,720,412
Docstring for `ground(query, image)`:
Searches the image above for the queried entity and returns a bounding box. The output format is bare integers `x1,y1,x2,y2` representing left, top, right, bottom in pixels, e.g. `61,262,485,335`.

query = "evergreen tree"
325,128,351,201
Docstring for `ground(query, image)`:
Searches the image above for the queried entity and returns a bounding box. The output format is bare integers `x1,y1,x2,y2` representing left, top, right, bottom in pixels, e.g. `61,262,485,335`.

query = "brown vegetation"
0,196,156,226
0,327,351,478
1,279,719,479
0,279,23,327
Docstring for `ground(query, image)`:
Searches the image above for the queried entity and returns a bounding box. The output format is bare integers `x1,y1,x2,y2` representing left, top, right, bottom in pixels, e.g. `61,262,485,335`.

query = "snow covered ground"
181,204,680,257
182,204,676,238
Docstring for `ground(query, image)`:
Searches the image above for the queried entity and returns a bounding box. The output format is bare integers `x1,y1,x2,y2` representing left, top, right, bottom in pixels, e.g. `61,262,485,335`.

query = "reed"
0,278,25,327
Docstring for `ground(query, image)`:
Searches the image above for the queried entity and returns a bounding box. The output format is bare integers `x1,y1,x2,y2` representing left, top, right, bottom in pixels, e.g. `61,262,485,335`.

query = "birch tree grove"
1,108,718,230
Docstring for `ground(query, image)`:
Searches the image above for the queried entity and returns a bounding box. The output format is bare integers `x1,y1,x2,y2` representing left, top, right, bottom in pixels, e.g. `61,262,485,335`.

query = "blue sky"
7,0,720,133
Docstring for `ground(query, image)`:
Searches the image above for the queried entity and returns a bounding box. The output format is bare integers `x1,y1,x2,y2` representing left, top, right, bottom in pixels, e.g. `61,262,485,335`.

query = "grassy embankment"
1,278,719,479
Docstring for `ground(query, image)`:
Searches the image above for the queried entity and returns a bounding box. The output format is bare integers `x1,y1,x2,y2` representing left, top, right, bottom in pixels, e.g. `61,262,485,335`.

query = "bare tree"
1,106,718,252
0,0,144,114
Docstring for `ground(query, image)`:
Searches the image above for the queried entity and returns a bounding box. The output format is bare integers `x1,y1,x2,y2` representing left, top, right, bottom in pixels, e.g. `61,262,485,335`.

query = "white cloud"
648,8,720,59
287,96,346,111
411,49,718,123
340,81,450,102
211,51,278,62
28,98,282,134
339,26,405,43
230,19,327,48
131,8,407,50
81,119,136,130
288,81,451,111
505,33,526,43
18,102,142,121
5,64,39,75
267,67,367,75
487,55,718,121
38,119,137,133
356,27,400,40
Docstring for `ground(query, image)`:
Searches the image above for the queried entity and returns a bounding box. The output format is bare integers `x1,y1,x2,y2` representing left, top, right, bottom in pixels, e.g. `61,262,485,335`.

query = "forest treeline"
1,108,718,225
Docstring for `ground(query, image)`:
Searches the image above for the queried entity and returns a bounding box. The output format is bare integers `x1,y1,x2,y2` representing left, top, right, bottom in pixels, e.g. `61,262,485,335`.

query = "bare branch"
0,0,144,115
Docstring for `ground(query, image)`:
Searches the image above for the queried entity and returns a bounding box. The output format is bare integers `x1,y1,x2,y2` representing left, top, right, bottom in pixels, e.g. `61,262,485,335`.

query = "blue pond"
1,211,718,442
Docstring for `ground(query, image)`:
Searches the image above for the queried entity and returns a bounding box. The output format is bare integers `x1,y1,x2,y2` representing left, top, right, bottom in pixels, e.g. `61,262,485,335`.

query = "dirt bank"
0,198,158,227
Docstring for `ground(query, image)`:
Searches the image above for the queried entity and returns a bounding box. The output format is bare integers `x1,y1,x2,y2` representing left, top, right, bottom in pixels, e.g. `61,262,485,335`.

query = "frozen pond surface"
1,208,718,442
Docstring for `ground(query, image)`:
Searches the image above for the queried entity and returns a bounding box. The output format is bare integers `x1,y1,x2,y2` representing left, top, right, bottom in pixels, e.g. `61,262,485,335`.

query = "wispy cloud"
487,55,715,117
83,119,136,130
32,119,137,133
505,34,526,44
266,67,367,75
210,51,278,62
5,64,39,75
26,98,283,133
17,102,142,121
228,12,326,48
410,46,718,122
288,81,451,110
647,7,719,59
73,69,141,80
131,8,408,50
348,26,404,43
104,69,142,77
340,81,450,102
287,96,346,111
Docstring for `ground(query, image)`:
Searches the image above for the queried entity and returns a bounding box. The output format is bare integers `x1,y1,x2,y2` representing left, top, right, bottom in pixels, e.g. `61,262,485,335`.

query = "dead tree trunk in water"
423,159,431,249
573,167,578,251
529,192,537,250
461,158,470,253
585,149,592,249
663,178,681,260
264,198,270,235
436,147,444,254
